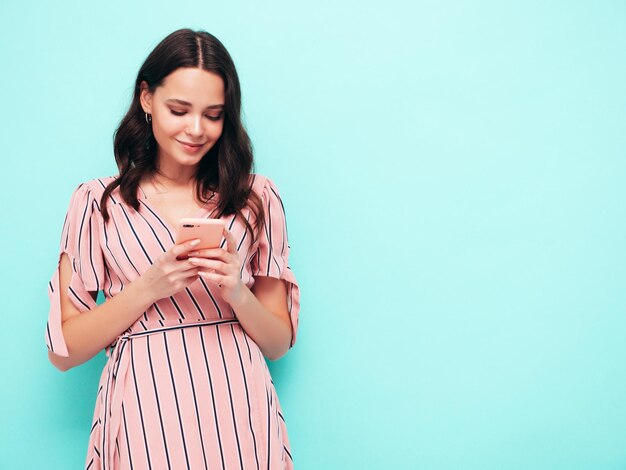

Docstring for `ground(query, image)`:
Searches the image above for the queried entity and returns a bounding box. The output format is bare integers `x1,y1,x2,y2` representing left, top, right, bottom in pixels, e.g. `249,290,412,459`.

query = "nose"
185,115,203,137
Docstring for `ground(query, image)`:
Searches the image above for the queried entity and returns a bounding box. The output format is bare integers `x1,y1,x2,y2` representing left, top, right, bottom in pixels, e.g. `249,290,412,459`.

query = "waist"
108,317,240,353
99,316,239,467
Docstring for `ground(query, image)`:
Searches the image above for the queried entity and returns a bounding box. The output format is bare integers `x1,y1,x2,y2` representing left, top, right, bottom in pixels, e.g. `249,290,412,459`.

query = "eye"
206,113,223,121
170,109,186,116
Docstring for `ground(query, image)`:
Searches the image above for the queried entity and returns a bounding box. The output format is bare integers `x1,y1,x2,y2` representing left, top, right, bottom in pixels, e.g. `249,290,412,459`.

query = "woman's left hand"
187,228,246,306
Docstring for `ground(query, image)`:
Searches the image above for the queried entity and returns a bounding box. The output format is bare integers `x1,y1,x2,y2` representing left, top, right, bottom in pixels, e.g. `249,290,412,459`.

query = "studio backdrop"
1,1,625,469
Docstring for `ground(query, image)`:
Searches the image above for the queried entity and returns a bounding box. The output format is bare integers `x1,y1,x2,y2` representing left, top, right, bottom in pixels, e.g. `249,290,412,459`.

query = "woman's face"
140,67,225,170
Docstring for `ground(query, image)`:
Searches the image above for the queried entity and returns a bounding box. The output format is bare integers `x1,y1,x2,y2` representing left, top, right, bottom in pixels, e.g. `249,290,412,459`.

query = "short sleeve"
250,176,301,348
45,183,106,357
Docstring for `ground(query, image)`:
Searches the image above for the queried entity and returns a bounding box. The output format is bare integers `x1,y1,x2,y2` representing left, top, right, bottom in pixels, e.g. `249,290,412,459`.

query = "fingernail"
190,239,200,246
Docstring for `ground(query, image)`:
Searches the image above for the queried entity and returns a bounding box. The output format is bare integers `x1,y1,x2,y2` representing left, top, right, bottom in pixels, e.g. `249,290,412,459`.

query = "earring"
145,113,153,150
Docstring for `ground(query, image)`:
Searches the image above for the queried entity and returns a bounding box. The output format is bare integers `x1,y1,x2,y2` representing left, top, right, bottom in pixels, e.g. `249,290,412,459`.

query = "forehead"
157,67,225,105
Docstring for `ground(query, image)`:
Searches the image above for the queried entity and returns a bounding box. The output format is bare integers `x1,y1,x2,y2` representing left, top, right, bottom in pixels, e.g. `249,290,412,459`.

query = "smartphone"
175,218,226,252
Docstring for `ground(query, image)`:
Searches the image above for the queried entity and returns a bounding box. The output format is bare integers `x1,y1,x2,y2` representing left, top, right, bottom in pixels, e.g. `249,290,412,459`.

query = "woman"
45,28,300,470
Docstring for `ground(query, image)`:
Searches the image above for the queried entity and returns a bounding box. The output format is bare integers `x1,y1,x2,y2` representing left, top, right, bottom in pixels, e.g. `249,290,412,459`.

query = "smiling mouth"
177,140,205,147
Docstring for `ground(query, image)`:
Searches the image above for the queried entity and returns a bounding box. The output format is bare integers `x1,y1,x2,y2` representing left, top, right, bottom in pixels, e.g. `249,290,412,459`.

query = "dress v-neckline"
137,185,218,233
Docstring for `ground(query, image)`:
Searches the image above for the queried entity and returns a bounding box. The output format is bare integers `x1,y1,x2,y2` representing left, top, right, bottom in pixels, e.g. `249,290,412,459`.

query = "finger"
188,258,226,273
178,273,200,287
187,247,228,259
198,270,225,286
168,265,200,282
170,239,201,259
223,228,238,255
180,264,200,276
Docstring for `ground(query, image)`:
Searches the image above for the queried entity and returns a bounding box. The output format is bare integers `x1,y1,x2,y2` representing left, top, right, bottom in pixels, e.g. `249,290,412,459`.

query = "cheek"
208,121,225,140
153,115,182,140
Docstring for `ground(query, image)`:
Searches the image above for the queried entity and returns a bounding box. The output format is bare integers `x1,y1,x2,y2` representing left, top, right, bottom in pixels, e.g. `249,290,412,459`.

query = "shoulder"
249,173,280,197
249,173,268,194
68,176,118,211
248,174,288,220
79,176,117,196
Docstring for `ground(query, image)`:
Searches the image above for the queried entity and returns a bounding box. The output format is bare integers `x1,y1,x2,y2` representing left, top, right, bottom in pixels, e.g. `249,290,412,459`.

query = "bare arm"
188,229,293,361
48,253,154,371
49,239,203,371
232,276,292,361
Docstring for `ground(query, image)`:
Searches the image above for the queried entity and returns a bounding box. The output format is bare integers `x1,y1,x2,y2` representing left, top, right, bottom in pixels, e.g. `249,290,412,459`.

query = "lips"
177,140,204,148
177,140,206,153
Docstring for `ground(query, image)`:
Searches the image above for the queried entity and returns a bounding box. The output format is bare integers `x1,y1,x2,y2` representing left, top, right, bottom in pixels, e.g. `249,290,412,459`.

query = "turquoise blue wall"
1,1,625,468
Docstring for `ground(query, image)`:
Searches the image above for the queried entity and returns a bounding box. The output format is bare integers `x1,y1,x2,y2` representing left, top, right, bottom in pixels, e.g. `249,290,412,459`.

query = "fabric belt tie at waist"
102,319,240,468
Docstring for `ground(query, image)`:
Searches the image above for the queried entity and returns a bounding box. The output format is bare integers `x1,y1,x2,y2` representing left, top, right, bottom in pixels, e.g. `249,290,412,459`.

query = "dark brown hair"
101,28,264,242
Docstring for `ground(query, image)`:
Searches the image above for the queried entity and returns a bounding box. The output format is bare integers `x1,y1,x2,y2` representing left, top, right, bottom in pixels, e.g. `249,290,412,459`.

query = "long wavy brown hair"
101,28,264,243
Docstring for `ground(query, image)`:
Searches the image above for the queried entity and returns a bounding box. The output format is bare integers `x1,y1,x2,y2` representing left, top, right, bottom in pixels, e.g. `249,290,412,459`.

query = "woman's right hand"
137,239,202,303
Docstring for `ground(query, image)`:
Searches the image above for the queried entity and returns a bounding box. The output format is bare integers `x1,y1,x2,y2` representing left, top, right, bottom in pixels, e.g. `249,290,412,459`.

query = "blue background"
1,1,625,468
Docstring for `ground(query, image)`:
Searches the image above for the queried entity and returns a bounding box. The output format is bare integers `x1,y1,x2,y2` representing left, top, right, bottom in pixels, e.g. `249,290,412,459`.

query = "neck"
153,157,198,188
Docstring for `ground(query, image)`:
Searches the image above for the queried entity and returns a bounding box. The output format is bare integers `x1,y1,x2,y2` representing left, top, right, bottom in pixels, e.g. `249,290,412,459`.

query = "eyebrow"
165,98,224,109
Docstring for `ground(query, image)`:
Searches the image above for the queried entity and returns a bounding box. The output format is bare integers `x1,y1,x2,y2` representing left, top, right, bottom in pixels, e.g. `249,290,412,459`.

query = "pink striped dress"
45,174,300,470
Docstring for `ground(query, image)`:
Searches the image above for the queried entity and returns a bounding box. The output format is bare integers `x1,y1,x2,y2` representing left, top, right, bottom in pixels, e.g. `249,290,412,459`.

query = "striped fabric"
46,174,300,470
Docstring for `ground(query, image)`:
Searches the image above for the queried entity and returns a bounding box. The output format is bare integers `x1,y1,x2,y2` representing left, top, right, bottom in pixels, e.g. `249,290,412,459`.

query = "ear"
139,81,153,114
